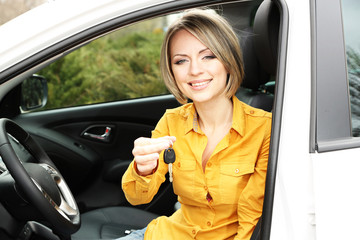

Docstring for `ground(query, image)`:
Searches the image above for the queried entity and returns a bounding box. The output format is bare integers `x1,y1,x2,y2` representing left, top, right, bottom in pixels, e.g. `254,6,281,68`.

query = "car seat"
236,0,279,112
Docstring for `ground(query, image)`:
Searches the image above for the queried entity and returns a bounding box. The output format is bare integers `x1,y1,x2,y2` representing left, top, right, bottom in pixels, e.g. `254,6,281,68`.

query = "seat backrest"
236,0,280,112
246,1,280,239
253,0,280,76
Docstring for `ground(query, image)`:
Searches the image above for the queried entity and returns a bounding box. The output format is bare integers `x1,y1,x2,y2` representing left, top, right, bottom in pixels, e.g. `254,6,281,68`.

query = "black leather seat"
72,1,280,240
71,207,158,239
248,0,280,239
236,0,279,112
237,26,273,111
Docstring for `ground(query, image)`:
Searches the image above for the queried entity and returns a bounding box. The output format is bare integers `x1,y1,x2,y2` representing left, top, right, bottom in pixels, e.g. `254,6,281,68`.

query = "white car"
0,0,359,239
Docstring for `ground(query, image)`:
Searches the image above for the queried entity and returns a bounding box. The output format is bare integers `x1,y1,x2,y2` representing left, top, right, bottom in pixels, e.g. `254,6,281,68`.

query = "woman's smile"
188,79,212,89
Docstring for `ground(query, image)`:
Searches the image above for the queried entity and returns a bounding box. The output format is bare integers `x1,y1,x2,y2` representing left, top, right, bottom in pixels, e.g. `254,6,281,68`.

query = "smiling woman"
121,8,271,240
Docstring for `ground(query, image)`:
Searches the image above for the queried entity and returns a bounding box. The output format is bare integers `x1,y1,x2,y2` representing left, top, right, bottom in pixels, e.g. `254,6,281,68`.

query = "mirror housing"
20,75,48,112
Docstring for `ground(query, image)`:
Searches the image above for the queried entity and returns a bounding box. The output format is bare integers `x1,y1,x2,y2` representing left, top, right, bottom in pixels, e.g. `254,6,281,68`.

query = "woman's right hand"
132,136,176,176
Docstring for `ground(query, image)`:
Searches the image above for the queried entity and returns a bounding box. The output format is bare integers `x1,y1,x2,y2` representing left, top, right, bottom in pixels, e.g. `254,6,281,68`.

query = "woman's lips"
188,80,211,89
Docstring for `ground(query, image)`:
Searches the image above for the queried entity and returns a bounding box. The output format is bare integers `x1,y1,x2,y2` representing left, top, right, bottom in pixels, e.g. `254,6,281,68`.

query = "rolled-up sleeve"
121,113,170,205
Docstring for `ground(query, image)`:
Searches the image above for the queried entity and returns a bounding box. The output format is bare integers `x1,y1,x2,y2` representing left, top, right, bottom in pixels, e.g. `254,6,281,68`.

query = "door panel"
13,95,180,215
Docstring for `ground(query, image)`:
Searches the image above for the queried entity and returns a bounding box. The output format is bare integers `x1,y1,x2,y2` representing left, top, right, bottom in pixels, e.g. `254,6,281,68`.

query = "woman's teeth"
191,81,209,87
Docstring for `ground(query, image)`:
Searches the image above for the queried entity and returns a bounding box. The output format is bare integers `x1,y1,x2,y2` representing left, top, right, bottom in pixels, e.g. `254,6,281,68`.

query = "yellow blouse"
122,96,272,240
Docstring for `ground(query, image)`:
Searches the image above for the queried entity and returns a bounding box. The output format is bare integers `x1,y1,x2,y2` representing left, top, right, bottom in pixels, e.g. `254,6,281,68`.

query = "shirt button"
192,230,196,235
177,162,181,168
207,162,212,167
235,169,239,174
207,221,211,226
204,186,208,191
250,110,255,114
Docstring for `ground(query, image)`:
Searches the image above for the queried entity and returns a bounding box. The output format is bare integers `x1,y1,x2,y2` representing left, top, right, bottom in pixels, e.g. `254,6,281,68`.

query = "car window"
36,14,180,110
342,0,360,136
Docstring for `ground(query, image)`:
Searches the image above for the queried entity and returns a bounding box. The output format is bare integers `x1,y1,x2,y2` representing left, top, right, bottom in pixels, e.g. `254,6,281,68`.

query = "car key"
164,147,176,182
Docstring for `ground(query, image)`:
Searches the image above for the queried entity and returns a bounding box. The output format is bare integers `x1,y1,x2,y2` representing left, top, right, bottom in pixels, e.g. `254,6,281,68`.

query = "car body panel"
268,0,313,239
0,0,171,73
1,0,360,239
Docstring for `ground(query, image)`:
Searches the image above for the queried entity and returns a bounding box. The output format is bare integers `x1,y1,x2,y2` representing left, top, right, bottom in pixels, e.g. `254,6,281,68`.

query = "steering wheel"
0,118,80,237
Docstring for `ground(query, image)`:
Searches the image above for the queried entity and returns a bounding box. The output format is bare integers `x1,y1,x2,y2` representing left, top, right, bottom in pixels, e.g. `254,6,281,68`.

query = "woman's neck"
194,96,234,171
195,96,233,135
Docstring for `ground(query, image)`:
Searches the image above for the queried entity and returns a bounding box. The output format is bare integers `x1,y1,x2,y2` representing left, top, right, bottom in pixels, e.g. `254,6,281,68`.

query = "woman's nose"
189,59,203,76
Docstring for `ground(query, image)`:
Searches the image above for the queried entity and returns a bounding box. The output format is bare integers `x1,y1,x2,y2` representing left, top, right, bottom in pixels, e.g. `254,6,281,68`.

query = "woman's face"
170,29,228,104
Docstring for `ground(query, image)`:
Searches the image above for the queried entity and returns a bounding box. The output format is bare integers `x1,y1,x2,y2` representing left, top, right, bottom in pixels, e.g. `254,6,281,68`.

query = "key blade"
169,163,173,182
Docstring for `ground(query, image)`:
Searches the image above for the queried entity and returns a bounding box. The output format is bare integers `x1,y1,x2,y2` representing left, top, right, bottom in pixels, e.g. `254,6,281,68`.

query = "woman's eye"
174,59,186,65
203,55,216,60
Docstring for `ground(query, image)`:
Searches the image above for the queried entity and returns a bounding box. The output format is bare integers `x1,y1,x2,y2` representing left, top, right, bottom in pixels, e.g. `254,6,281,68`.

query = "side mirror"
20,75,48,112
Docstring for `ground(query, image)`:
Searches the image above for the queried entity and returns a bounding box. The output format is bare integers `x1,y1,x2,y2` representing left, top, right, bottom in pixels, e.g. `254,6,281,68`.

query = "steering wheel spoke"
0,118,80,237
39,164,78,220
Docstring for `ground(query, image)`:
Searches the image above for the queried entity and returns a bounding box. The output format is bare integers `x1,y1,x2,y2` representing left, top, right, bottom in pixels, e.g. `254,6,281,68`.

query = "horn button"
24,163,61,206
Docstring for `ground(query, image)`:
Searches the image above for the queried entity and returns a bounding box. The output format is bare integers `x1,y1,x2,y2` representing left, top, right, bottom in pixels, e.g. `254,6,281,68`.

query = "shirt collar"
181,103,197,135
231,96,245,137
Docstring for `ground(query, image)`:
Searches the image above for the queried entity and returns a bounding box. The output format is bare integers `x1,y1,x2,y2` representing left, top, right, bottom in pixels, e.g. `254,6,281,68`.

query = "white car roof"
0,0,171,73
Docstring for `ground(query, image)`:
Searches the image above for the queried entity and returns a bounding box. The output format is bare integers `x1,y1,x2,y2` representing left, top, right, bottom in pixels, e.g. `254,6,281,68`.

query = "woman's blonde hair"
160,9,244,104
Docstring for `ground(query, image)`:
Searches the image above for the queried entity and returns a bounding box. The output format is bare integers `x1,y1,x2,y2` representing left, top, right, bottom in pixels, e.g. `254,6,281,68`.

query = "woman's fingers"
133,140,170,156
132,136,176,175
135,153,159,174
134,136,176,147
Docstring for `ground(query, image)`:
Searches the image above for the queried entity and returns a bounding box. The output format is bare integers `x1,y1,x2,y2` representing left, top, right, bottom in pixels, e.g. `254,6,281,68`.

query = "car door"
310,0,360,239
268,0,360,239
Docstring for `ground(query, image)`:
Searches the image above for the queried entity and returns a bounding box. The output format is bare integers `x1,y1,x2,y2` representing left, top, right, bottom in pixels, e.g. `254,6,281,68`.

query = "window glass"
342,0,360,136
36,14,181,110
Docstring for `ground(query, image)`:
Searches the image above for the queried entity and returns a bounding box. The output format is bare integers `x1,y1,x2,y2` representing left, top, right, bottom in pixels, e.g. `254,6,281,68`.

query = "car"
0,0,359,239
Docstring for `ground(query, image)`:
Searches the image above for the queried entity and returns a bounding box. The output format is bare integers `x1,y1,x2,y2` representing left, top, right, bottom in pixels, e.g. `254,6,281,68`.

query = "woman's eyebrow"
172,53,187,59
171,48,211,60
199,48,210,54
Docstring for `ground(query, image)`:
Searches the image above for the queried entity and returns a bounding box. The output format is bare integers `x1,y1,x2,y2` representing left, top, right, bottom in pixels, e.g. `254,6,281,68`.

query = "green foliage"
38,29,168,110
347,47,360,136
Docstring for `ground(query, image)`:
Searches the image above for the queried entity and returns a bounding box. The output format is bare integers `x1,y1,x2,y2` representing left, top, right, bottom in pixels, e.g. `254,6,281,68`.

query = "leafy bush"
347,47,360,136
39,29,168,110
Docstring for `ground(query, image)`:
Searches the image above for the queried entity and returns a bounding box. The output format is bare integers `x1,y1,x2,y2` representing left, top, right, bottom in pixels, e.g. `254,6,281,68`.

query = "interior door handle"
82,125,113,142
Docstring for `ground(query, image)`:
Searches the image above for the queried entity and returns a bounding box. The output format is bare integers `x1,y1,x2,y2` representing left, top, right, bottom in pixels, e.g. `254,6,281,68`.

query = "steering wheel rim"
0,118,80,236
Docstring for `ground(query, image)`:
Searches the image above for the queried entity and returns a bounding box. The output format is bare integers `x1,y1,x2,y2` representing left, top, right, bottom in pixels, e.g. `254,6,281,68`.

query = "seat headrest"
240,29,270,90
253,0,280,76
240,0,280,90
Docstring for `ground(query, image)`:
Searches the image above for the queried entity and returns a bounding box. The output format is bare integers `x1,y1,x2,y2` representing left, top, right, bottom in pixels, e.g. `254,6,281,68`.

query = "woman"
121,8,271,240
